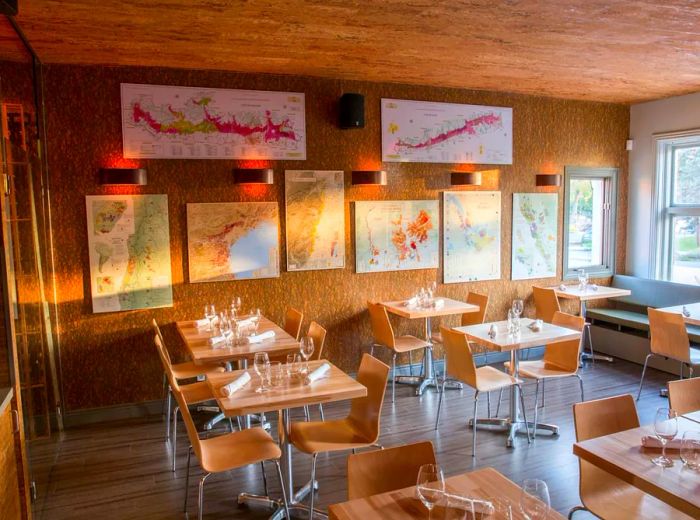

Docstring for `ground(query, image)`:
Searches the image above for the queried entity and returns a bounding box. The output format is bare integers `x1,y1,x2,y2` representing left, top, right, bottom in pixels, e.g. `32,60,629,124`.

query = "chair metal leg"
172,406,179,472
369,345,375,358
184,447,192,513
228,417,235,432
434,379,447,430
318,403,325,421
533,380,540,439
274,460,291,519
161,374,168,417
680,361,684,380
261,461,268,496
472,392,479,457
637,353,653,401
409,351,414,376
568,505,588,519
392,353,397,403
236,416,243,430
496,387,503,417
517,385,531,443
308,453,318,520
304,405,310,421
541,379,545,408
165,387,172,440
198,473,210,520
576,374,585,402
487,392,491,418
352,448,356,454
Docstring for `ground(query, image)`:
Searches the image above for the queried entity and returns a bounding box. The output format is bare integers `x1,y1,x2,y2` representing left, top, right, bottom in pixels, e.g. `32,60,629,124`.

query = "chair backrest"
154,330,172,370
152,318,172,365
461,292,489,326
668,378,700,415
284,307,304,341
543,311,584,373
367,301,395,349
308,321,327,361
349,353,390,443
648,308,691,363
440,326,477,389
347,441,437,500
533,287,560,322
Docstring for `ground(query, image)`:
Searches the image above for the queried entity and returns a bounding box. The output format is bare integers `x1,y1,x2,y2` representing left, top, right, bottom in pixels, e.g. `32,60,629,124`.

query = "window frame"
562,165,618,280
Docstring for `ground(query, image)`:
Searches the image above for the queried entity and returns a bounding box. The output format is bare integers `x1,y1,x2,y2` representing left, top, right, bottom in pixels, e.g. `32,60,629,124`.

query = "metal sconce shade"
233,168,274,184
451,171,482,186
352,170,387,185
535,173,562,187
99,168,147,186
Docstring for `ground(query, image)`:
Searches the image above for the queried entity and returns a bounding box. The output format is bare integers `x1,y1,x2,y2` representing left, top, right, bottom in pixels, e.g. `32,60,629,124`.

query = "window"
653,132,700,284
563,166,618,279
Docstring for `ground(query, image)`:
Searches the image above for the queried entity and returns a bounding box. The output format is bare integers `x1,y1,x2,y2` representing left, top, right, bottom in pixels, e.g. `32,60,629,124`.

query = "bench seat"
588,308,700,344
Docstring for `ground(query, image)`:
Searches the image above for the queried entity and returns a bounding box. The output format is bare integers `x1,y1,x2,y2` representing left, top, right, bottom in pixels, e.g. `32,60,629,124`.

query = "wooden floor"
29,357,674,520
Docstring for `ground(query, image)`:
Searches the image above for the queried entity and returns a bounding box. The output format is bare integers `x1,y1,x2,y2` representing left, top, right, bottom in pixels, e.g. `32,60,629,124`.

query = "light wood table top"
657,302,700,326
206,360,366,416
573,417,700,518
176,316,301,364
381,297,479,319
328,467,564,519
454,320,581,352
549,284,631,302
682,410,700,424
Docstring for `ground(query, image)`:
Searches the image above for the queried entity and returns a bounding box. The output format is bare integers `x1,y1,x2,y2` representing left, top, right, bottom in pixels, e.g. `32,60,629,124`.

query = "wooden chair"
570,394,692,519
284,307,304,341
637,308,700,400
533,287,560,322
289,353,390,518
432,291,491,362
367,301,430,402
435,327,530,457
347,441,436,500
668,377,700,415
305,321,328,421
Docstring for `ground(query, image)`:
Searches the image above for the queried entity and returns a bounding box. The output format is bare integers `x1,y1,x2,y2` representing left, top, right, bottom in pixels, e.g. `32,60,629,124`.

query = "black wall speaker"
339,93,364,129
0,0,18,15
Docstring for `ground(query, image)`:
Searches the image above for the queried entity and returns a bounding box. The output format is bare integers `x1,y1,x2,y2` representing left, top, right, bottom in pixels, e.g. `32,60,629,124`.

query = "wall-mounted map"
443,191,501,283
381,98,512,164
187,202,279,283
512,193,558,280
121,83,306,160
285,170,345,272
355,200,439,273
86,195,173,313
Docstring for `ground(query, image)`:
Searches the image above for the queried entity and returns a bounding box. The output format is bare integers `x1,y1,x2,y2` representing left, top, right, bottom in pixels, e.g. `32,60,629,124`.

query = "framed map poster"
86,194,173,313
381,98,512,164
443,191,501,283
187,202,280,283
285,170,345,272
121,83,306,160
355,200,439,273
511,193,558,280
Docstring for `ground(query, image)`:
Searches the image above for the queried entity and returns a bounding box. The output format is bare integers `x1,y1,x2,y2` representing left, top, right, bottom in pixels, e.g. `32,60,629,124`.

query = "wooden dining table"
573,416,700,518
207,359,367,520
455,320,582,447
328,467,564,519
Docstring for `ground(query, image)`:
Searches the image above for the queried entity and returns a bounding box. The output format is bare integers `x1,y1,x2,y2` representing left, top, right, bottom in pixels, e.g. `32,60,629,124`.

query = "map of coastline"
512,193,558,280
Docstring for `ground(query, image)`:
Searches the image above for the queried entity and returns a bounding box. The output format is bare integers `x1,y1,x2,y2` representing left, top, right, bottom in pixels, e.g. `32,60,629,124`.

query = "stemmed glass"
250,308,262,334
300,336,315,373
204,304,216,332
512,299,524,318
253,352,270,393
652,407,678,467
680,431,700,469
416,464,445,519
520,479,550,520
219,313,232,345
578,268,589,290
231,296,242,319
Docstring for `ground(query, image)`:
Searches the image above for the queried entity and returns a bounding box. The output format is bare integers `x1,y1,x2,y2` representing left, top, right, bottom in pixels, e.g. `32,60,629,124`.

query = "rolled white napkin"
433,298,445,309
444,495,494,516
559,284,567,291
306,362,331,384
220,372,251,397
641,435,683,449
405,296,419,308
195,316,218,329
208,330,233,347
235,317,256,328
244,330,275,344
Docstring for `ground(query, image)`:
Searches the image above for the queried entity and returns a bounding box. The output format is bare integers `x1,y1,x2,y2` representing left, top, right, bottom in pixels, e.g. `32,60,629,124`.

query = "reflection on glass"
672,146,700,205
671,216,700,284
567,179,604,268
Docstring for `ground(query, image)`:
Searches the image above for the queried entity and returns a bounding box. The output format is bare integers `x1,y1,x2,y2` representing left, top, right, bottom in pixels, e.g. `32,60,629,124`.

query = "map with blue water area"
511,193,558,280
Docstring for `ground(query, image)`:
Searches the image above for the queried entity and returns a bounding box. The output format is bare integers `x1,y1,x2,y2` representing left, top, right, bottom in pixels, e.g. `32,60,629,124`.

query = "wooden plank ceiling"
13,0,700,103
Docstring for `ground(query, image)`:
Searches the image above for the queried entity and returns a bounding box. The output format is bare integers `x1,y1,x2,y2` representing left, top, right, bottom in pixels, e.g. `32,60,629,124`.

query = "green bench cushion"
587,308,649,331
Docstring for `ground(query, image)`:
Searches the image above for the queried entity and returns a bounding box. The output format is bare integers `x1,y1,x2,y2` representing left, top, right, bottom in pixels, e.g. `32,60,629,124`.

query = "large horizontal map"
187,202,280,283
443,191,501,283
285,170,345,272
355,200,439,273
512,193,558,280
381,98,512,164
121,83,306,160
86,195,173,313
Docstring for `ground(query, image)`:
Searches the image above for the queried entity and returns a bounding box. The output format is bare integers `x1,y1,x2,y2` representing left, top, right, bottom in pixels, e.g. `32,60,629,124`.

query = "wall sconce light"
352,170,387,186
451,171,482,186
535,173,562,187
233,168,274,185
99,168,147,186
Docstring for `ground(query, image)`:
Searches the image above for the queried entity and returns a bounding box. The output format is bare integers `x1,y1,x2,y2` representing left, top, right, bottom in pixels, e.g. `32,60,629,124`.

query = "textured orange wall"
43,64,629,412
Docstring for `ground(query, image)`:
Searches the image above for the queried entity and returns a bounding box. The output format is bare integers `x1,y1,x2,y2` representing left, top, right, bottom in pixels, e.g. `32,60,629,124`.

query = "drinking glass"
429,281,438,296
512,299,524,318
300,336,315,372
219,314,231,345
269,361,283,388
253,352,270,393
680,431,700,470
204,304,216,331
286,353,297,379
507,309,516,335
485,497,514,520
416,463,445,519
231,296,242,318
250,308,262,333
520,479,550,520
652,407,678,468
577,268,589,290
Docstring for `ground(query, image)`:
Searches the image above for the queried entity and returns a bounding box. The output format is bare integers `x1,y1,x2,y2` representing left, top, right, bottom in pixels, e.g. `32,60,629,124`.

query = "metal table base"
579,301,613,363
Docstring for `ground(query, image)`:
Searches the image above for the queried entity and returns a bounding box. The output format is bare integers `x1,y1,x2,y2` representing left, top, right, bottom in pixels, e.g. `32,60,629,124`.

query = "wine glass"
219,313,231,345
577,268,589,290
512,299,524,318
680,431,700,470
416,464,445,519
250,308,262,333
520,479,550,520
204,304,216,332
231,296,242,319
253,352,270,393
300,336,315,372
652,407,678,467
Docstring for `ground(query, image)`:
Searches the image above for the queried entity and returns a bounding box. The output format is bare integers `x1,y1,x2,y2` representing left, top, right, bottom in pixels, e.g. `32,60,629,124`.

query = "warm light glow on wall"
449,168,500,190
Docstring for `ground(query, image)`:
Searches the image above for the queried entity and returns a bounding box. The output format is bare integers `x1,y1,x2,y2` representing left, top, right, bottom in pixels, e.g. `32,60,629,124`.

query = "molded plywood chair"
284,307,304,341
289,353,390,518
367,301,430,402
570,394,692,519
347,441,436,500
668,377,700,415
432,292,491,362
307,321,328,420
637,308,700,400
533,287,560,323
435,326,530,457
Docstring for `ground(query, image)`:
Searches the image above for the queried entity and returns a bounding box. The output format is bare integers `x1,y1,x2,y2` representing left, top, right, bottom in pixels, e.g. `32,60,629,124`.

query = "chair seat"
290,418,373,454
430,331,443,344
199,426,281,473
180,381,215,405
474,366,521,392
393,335,431,353
504,360,575,380
171,360,225,380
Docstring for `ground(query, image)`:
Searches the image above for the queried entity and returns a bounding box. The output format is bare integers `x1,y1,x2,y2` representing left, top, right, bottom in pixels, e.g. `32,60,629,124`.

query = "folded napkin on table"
220,372,251,397
433,298,445,309
443,495,494,516
235,317,256,328
244,330,275,344
195,316,218,329
641,435,683,449
305,362,331,384
209,330,233,347
405,296,419,308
